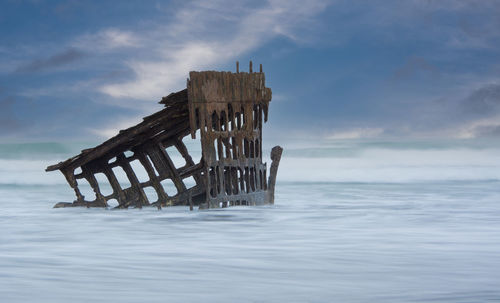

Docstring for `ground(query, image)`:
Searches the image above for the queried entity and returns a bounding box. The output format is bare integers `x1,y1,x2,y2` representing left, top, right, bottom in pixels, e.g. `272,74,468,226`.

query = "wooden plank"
137,152,168,204
118,155,149,208
267,146,283,204
159,143,187,194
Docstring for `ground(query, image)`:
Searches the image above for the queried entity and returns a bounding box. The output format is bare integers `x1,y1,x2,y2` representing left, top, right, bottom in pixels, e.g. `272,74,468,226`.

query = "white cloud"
454,116,500,139
99,41,220,99
87,115,143,139
327,128,384,139
97,0,331,101
73,28,141,52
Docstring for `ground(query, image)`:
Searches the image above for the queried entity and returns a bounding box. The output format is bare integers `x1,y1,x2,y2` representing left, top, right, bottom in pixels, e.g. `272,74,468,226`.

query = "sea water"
1,139,499,302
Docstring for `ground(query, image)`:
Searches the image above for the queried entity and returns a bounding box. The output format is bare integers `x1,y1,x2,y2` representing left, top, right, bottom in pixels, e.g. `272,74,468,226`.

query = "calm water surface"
1,140,500,302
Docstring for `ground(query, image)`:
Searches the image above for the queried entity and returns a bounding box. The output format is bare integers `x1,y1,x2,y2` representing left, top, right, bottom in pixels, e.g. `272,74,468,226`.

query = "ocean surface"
1,139,500,302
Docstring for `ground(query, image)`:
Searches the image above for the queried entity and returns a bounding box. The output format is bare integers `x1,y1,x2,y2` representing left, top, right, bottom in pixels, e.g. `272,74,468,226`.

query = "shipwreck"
46,62,283,209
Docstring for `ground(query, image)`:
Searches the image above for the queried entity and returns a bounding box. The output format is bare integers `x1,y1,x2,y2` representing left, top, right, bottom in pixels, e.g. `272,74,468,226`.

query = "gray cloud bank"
455,83,500,138
462,84,500,116
15,48,87,73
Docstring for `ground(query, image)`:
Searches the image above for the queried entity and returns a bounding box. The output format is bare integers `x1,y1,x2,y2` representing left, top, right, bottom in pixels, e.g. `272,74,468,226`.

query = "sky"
1,0,500,142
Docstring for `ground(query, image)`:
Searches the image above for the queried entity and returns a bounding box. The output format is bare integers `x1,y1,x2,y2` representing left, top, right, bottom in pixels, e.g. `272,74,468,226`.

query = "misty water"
1,139,500,302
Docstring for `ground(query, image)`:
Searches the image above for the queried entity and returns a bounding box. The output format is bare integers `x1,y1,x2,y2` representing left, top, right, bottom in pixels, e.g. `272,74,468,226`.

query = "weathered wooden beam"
267,146,283,204
62,168,83,202
137,152,168,205
84,171,107,207
103,167,127,206
118,154,149,208
159,143,187,194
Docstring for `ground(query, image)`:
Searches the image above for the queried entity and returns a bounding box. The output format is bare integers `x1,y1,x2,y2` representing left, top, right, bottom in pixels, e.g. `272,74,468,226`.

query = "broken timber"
46,62,283,209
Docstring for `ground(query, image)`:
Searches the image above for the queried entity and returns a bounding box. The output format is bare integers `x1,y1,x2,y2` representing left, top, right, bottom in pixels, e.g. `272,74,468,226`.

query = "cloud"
5,0,500,141
454,115,500,138
335,0,500,50
15,48,87,73
98,0,331,101
447,83,500,138
461,83,500,115
86,115,143,139
327,128,384,140
72,29,141,52
475,125,500,137
415,83,500,138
